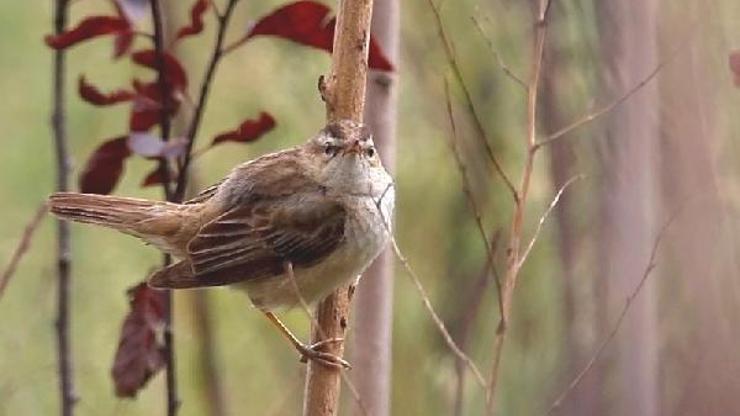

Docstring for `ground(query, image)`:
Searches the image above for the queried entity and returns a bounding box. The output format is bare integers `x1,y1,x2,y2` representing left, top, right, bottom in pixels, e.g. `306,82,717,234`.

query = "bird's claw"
296,337,351,370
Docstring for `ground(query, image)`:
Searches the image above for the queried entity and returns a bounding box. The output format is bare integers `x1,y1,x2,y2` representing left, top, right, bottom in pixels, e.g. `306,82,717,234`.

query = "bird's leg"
262,311,351,370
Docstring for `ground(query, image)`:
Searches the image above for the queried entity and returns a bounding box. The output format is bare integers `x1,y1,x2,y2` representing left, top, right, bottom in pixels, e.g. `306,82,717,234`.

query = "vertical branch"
174,0,239,201
149,0,178,414
304,1,375,415
485,0,551,414
351,0,398,414
51,0,76,414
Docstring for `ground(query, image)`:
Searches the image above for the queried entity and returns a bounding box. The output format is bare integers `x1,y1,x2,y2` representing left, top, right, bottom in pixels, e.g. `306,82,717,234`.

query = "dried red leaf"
79,137,131,194
212,112,276,145
140,168,165,187
113,31,135,59
45,16,130,50
176,0,210,40
132,50,189,91
112,283,167,398
244,1,393,71
78,75,134,106
129,80,181,132
730,50,740,87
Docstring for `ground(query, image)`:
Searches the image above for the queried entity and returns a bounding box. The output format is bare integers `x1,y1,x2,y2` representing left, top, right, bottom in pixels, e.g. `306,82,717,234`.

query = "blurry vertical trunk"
594,1,659,415
657,4,740,414
351,0,398,414
540,15,600,416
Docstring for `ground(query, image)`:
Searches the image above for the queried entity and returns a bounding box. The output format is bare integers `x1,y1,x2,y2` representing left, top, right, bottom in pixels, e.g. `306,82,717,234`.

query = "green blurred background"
3,0,740,415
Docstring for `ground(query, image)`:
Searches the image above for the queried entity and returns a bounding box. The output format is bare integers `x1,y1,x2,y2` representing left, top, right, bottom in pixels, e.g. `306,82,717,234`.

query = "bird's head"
306,120,386,192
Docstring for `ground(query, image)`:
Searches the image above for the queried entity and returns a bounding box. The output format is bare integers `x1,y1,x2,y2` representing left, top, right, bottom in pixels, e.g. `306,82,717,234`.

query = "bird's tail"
48,192,183,244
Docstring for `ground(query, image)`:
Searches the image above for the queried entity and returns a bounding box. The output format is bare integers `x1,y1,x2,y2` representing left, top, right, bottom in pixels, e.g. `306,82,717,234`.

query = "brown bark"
350,0,398,414
51,0,76,414
595,1,660,414
303,1,375,415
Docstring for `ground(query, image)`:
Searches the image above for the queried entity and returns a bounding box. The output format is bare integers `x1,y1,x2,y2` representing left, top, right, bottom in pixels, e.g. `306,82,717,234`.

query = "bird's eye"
365,147,375,157
324,144,339,157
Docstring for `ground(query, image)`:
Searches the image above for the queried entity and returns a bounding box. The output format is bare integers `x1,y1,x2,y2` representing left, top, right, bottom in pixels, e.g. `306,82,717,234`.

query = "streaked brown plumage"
48,120,394,368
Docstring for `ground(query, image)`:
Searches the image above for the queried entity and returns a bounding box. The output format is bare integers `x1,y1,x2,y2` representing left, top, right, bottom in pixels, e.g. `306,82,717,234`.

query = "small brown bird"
48,120,394,368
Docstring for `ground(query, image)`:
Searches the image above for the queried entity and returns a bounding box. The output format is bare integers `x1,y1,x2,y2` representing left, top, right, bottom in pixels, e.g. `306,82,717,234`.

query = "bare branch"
443,77,505,322
51,0,76,413
0,205,48,299
486,0,552,412
174,0,240,201
470,16,527,89
545,215,676,415
388,237,488,390
535,44,682,149
517,175,583,270
425,0,519,201
149,0,178,413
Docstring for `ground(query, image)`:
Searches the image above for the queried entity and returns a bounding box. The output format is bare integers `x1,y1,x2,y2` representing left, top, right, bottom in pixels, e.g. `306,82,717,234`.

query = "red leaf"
78,75,134,106
212,112,276,145
176,0,210,40
244,1,393,71
112,283,167,398
132,50,188,90
248,1,334,50
45,16,130,50
129,80,181,132
79,137,131,194
140,168,165,187
730,50,740,87
113,31,135,59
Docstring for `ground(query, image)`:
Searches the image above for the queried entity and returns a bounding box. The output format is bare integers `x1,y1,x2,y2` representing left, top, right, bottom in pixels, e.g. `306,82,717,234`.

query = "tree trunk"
657,4,740,414
595,1,659,414
351,0,398,414
303,1,375,415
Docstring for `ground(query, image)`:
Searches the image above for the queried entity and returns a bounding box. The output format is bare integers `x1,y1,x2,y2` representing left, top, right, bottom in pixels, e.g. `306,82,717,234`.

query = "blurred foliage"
2,0,740,415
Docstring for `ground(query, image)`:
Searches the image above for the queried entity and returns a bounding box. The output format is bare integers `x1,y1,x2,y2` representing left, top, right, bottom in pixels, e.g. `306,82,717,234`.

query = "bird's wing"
183,179,224,205
185,196,346,286
183,154,346,287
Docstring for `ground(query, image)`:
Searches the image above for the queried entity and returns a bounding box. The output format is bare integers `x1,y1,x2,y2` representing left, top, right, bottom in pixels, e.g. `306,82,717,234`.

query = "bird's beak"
343,140,362,156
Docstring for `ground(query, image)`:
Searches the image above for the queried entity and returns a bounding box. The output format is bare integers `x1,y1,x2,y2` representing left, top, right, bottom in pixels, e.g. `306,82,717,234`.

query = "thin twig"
545,215,676,415
51,0,76,414
443,77,505,322
517,175,583,270
535,44,682,148
470,16,527,90
0,205,48,299
389,237,488,389
284,264,369,416
425,0,518,202
453,229,500,416
174,0,240,201
485,1,552,413
149,0,178,414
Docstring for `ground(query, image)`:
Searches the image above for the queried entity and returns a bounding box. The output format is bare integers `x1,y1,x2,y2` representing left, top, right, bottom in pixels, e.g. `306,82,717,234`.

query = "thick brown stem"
303,1,375,415
51,1,76,414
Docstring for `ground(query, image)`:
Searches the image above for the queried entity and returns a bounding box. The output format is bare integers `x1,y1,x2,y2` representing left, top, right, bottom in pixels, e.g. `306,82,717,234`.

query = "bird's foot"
296,337,351,370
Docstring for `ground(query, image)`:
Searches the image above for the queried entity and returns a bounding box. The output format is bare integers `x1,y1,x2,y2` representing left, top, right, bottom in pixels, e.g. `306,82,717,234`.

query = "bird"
48,119,395,368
